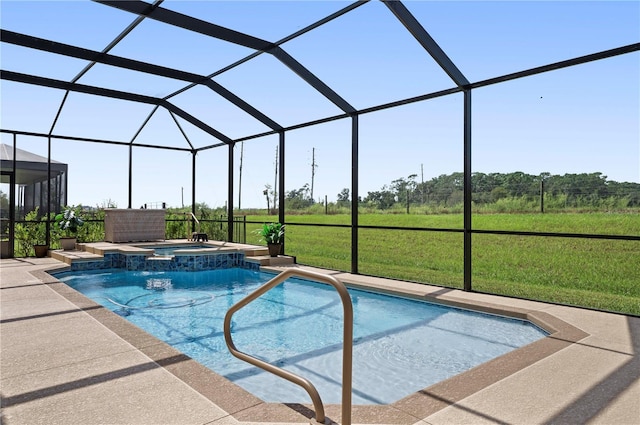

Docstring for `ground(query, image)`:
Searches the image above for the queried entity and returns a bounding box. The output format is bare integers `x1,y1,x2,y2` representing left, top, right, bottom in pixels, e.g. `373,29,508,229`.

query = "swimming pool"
56,267,548,405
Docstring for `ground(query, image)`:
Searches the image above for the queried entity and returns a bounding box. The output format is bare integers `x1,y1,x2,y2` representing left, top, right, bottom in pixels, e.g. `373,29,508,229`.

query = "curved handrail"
223,268,353,425
189,212,201,233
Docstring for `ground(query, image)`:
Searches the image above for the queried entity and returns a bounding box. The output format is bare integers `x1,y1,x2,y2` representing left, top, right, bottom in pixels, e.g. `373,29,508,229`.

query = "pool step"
49,249,104,265
246,255,295,266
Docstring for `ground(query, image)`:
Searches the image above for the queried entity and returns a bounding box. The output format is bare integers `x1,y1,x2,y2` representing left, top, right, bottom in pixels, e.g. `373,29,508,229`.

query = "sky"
1,0,639,210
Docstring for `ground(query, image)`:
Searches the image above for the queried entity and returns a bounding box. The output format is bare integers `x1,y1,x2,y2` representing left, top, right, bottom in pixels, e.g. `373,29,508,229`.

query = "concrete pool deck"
1,254,639,425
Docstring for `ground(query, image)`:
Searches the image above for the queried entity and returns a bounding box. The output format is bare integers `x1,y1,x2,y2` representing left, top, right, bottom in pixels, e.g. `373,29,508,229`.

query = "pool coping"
28,262,589,425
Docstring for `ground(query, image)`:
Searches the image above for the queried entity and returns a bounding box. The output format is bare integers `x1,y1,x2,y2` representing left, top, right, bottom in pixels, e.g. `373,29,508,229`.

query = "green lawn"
245,213,640,316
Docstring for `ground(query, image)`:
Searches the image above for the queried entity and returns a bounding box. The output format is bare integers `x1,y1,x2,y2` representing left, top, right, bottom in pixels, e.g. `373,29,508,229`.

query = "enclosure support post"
227,143,234,242
46,136,52,244
128,144,133,209
8,135,17,256
192,150,197,233
278,131,285,247
351,114,359,274
463,89,472,292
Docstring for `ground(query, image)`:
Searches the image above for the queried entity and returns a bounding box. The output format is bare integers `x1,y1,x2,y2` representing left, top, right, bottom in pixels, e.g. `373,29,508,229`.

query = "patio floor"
1,255,638,425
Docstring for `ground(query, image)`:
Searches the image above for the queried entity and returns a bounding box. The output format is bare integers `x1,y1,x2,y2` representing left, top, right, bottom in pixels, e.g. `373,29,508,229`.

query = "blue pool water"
56,267,547,405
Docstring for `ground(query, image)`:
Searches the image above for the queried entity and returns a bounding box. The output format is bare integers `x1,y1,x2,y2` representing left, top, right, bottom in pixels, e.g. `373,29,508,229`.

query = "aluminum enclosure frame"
1,0,639,292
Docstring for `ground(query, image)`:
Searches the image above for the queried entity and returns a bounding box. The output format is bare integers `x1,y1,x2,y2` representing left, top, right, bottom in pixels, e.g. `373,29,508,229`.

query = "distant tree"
428,172,464,205
286,184,314,209
0,191,8,237
609,181,640,206
491,186,508,202
543,172,613,206
359,171,639,211
503,171,537,198
448,190,464,206
390,174,418,201
195,202,211,218
336,188,350,207
389,177,405,199
97,198,117,209
364,186,396,210
471,172,507,204
263,184,276,212
0,190,8,215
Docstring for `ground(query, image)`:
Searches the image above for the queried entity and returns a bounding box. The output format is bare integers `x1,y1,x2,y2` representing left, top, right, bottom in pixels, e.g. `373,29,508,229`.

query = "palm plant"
55,206,85,237
256,222,285,244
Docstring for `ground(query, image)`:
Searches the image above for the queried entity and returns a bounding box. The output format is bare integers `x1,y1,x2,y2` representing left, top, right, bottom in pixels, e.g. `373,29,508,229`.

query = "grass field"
245,213,640,316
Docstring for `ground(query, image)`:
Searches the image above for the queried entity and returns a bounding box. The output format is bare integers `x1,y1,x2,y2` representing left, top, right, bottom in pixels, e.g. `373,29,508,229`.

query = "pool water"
56,268,548,405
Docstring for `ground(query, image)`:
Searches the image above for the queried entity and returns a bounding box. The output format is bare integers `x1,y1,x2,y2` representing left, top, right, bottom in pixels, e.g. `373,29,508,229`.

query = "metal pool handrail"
223,268,354,425
189,212,201,233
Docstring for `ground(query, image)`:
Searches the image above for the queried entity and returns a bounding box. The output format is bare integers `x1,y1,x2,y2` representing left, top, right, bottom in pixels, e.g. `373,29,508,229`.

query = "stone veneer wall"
104,209,166,242
68,252,259,272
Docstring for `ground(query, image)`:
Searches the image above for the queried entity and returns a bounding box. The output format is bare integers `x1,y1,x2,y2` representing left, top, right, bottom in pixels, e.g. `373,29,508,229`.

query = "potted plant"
32,227,49,257
55,206,85,251
15,208,49,257
255,222,285,257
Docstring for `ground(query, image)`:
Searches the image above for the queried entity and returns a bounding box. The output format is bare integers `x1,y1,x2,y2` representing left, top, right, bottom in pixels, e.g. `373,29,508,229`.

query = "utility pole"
238,142,243,210
310,147,317,201
273,145,278,214
181,187,184,208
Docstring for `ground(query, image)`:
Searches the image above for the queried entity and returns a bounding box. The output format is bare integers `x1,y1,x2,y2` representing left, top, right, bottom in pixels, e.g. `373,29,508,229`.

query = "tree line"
285,172,640,211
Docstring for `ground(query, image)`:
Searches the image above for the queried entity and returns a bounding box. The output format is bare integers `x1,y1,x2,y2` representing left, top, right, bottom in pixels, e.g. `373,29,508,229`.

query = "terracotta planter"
34,245,49,258
60,237,77,251
267,243,282,257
